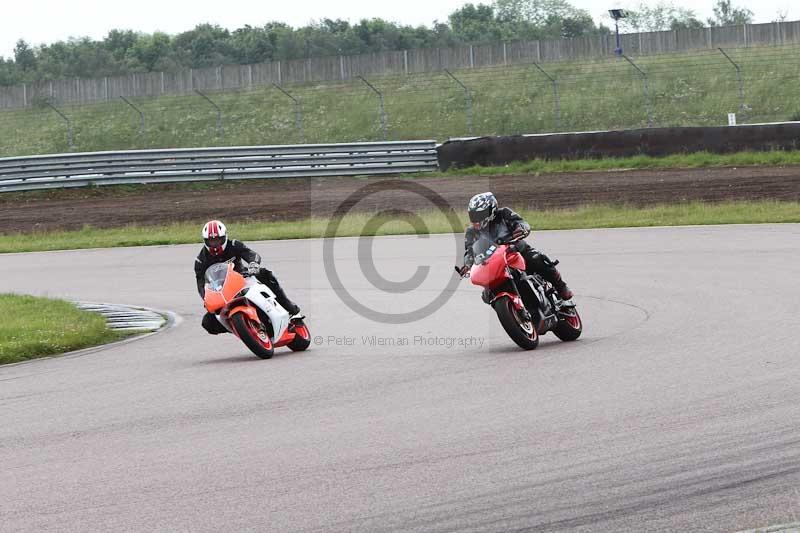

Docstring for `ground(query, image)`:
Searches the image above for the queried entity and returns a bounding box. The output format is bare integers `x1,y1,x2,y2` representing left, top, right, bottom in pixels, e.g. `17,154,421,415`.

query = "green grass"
2,43,800,156
1,201,797,254
439,150,800,176
0,294,127,364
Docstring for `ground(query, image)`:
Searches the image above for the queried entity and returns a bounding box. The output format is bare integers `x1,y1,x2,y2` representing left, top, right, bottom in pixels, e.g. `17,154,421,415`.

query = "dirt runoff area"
2,166,800,233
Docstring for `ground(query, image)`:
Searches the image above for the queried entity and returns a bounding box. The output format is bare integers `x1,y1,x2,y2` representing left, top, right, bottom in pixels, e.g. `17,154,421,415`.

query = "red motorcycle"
458,236,582,350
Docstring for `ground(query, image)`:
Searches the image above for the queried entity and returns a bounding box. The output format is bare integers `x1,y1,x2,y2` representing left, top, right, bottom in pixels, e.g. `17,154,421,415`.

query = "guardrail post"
120,96,146,136
718,47,747,122
273,84,306,143
621,55,653,128
46,103,75,150
532,62,561,131
358,76,388,141
444,69,474,136
194,89,224,139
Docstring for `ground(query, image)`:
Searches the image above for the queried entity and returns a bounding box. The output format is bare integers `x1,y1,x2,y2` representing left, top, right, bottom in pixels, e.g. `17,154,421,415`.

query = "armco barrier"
0,141,438,192
437,123,800,170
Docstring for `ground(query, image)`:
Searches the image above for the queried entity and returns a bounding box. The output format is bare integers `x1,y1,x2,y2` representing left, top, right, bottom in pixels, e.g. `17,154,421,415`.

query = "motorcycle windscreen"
471,235,498,266
204,262,246,312
471,244,511,288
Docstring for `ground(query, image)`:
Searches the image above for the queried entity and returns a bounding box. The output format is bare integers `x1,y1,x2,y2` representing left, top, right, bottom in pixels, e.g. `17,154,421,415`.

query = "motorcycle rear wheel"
231,312,275,359
495,297,539,350
554,307,582,341
287,319,311,352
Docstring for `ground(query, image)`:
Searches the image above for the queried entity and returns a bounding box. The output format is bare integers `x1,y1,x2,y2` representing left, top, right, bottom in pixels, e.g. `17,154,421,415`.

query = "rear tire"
554,308,582,341
287,319,311,352
230,312,274,359
495,297,539,350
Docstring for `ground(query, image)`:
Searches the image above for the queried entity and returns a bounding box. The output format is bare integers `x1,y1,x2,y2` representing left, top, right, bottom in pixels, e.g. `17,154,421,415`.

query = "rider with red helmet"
195,220,301,335
461,192,573,300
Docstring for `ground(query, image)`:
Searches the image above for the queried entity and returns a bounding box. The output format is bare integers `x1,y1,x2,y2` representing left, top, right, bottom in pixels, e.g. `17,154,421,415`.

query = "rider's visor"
469,207,493,224
204,236,226,249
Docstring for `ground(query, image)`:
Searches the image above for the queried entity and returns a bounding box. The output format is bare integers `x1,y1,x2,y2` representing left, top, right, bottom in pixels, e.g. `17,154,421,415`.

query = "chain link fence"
3,43,800,157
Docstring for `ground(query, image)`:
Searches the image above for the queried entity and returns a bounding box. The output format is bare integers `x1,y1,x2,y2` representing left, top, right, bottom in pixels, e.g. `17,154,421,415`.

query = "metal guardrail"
0,141,439,192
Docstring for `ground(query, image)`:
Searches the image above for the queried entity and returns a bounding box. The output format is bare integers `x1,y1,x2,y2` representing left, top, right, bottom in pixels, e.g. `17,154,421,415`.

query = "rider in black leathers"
195,220,300,335
461,193,573,300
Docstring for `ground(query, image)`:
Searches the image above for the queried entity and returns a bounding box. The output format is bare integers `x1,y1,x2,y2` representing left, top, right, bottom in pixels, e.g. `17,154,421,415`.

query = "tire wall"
436,123,800,170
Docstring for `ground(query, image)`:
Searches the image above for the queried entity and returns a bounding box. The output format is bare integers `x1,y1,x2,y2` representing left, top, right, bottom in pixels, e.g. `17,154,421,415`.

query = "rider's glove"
511,227,528,241
247,262,261,276
458,264,470,277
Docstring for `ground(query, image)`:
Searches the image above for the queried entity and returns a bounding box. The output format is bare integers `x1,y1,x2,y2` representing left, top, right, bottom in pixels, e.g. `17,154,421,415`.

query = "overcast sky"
2,0,798,59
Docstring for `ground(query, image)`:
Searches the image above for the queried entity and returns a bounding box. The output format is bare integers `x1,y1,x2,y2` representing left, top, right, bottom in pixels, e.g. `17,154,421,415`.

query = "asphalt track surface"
1,224,799,532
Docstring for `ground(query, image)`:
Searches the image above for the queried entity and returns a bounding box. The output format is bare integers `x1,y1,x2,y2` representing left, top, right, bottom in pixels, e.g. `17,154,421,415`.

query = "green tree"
708,0,753,26
13,40,37,72
449,4,505,41
494,0,605,39
129,32,172,71
621,2,704,32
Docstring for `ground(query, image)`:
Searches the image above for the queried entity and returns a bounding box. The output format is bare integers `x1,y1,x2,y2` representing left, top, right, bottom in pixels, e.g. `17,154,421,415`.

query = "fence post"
340,55,346,80
248,65,253,87
532,62,561,131
189,69,194,91
621,55,653,128
404,50,409,74
22,83,27,107
358,76,388,140
194,89,224,139
444,69,474,136
273,83,306,143
120,96,146,136
718,47,747,121
46,103,74,150
104,77,109,101
469,45,475,68
277,61,282,85
161,72,166,94
503,42,508,65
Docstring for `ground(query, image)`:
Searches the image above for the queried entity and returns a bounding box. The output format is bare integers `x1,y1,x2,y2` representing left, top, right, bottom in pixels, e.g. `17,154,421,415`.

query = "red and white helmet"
202,220,228,256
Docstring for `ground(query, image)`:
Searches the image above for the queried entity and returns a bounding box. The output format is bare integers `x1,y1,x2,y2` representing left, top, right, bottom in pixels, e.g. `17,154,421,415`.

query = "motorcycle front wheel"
495,297,539,350
231,312,275,359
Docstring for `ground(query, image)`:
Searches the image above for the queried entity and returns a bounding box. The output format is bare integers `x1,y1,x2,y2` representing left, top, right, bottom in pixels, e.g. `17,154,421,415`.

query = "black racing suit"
464,207,570,297
194,239,300,334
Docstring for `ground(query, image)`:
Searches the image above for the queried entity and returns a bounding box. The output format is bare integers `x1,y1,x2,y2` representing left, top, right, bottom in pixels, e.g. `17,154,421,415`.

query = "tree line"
0,0,758,86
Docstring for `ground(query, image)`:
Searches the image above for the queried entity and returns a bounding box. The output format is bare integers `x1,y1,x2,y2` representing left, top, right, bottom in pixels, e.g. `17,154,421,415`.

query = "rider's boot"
551,270,573,300
270,283,301,315
259,270,302,315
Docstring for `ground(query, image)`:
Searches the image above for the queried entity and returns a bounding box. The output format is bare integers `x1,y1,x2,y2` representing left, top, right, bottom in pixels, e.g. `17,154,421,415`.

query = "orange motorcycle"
203,262,310,359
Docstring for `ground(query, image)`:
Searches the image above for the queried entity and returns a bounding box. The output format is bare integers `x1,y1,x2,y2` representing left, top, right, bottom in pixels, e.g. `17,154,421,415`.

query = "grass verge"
0,200,798,254
0,294,127,364
437,151,800,177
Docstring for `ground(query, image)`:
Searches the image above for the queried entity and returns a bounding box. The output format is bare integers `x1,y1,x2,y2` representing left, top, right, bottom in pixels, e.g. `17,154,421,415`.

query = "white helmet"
202,220,228,256
468,192,498,228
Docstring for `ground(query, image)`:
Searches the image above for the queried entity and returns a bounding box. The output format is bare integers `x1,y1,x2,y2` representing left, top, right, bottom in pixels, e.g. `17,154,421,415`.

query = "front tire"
230,312,274,359
495,297,539,350
554,308,582,341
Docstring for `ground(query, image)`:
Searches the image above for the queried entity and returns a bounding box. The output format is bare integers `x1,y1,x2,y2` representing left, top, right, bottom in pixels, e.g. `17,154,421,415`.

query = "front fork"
484,274,533,322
